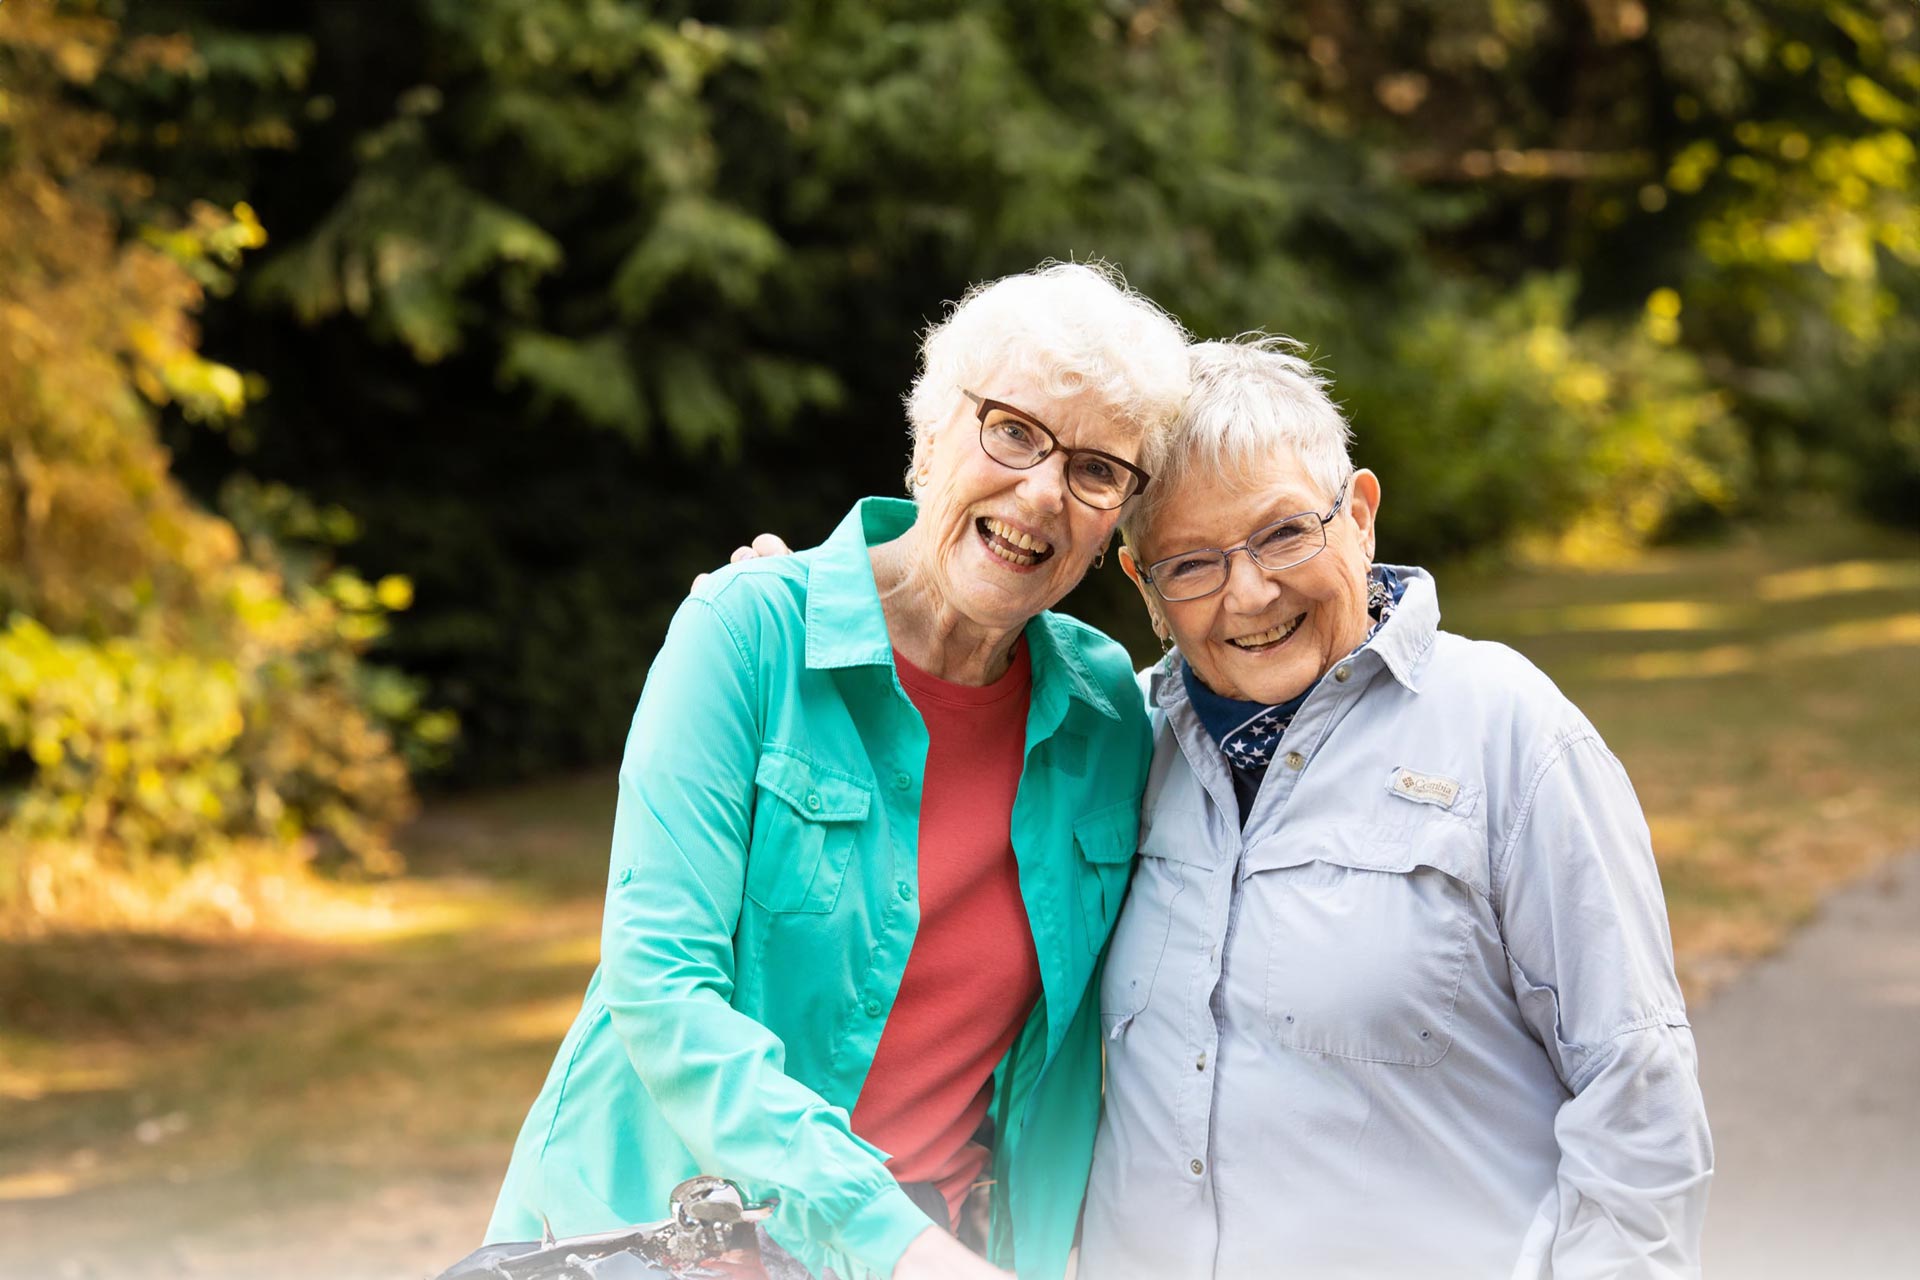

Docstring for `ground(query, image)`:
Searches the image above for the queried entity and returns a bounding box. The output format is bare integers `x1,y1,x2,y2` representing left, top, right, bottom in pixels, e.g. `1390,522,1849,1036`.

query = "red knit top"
850,639,1042,1228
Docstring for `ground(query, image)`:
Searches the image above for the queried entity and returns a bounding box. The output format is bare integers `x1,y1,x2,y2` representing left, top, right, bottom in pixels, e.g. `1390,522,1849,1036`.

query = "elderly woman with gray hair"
476,262,1190,1280
695,330,1716,1276
1085,336,1714,1278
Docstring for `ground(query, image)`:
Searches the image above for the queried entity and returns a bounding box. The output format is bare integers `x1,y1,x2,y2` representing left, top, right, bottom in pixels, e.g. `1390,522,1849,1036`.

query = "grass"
1443,519,1920,993
1,519,1916,1278
0,777,619,1280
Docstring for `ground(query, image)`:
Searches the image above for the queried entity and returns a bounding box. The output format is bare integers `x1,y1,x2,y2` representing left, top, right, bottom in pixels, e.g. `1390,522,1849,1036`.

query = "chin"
1198,648,1318,705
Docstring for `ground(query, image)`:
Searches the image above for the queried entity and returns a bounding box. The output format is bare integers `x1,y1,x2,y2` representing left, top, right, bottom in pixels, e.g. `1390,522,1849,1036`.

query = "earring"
1366,568,1389,612
1092,548,1106,569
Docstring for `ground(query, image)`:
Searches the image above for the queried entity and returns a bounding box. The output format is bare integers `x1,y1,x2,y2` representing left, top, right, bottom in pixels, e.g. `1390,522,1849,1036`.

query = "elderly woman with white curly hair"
475,262,1190,1280
1084,336,1714,1278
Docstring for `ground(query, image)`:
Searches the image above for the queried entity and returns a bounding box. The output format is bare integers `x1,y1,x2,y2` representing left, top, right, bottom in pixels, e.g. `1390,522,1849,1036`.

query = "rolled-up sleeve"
1494,732,1714,1279
598,596,931,1278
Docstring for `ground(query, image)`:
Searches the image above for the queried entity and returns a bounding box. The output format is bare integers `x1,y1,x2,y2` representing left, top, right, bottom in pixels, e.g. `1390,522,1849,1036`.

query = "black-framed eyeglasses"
1138,476,1353,602
963,390,1151,510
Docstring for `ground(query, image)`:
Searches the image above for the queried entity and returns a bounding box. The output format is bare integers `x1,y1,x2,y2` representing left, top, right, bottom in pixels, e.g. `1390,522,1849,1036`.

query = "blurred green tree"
1249,0,1918,519
93,0,1908,781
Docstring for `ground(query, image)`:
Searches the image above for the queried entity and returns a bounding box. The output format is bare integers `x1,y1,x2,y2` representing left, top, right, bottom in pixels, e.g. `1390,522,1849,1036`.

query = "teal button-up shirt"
487,498,1151,1280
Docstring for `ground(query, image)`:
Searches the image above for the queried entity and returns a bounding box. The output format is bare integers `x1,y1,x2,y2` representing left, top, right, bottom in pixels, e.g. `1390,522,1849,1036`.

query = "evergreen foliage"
27,0,1917,783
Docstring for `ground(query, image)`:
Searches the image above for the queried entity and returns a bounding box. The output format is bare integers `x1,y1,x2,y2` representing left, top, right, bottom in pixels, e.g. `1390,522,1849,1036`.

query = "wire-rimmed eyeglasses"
1138,477,1353,602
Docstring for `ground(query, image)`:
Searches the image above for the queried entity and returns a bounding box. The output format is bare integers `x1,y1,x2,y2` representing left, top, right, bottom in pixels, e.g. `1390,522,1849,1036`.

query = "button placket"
1179,845,1232,1159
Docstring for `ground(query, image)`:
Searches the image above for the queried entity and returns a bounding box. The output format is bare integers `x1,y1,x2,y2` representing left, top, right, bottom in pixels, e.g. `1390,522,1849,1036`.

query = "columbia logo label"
1389,767,1461,809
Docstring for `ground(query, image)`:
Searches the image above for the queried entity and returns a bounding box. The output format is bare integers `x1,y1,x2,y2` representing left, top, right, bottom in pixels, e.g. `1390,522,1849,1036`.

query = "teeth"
1229,616,1304,649
984,517,1051,555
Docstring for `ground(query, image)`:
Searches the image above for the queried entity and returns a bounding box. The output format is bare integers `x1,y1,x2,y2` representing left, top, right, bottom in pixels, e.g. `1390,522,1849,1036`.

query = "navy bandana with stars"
1182,565,1405,824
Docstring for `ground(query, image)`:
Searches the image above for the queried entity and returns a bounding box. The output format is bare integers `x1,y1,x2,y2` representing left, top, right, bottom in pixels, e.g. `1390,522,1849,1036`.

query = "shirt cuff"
834,1181,940,1279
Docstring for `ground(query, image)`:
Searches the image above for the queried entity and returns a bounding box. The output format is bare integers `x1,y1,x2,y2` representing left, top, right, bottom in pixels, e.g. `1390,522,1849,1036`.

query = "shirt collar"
803,496,1122,721
1364,563,1439,692
803,498,909,670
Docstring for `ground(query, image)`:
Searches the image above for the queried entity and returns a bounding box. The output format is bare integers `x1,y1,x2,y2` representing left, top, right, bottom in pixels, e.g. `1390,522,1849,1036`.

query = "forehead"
1143,446,1323,554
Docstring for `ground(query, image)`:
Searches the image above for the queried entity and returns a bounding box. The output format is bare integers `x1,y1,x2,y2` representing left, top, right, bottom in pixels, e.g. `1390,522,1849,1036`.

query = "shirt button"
804,791,822,812
864,998,882,1017
1333,664,1352,683
892,771,912,791
1194,1054,1207,1072
1283,751,1306,770
897,881,914,901
1189,1158,1205,1175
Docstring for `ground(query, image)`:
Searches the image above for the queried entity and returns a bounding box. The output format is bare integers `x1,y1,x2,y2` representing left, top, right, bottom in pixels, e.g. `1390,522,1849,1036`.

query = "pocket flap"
1240,821,1488,898
1073,799,1138,863
1138,806,1221,868
754,746,871,822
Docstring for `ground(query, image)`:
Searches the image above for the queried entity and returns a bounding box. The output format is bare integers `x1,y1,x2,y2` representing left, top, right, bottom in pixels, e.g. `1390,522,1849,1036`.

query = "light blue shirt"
1082,566,1713,1279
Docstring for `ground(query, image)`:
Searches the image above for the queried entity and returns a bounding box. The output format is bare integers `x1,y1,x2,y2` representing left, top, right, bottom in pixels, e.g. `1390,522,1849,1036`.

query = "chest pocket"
744,746,872,914
1245,821,1484,1067
1072,800,1138,954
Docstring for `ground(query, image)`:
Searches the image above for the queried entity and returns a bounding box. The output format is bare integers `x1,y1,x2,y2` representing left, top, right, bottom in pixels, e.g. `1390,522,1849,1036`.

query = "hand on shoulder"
692,532,795,591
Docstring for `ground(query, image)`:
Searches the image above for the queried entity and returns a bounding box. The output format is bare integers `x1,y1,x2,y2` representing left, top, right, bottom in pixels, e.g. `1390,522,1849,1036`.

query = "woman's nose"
1220,547,1283,613
1015,452,1070,514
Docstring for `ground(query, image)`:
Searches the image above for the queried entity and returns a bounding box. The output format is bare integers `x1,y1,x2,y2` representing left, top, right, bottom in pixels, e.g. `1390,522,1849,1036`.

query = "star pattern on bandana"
1221,710,1284,769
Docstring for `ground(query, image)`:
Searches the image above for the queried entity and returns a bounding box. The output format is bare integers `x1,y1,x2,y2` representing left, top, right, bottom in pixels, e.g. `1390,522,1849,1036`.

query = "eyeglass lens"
1150,515,1329,601
978,414,1136,508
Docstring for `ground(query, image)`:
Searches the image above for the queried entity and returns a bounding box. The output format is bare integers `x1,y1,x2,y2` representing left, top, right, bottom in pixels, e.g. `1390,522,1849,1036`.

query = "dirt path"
6,509,1916,1279
1695,849,1920,1278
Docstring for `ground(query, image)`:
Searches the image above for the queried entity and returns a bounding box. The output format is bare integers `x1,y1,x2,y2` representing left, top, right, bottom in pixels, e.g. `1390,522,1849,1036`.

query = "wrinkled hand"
892,1226,1012,1280
691,532,795,591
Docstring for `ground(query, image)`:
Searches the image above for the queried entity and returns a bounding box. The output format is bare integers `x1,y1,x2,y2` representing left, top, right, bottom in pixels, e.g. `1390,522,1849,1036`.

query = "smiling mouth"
977,516,1056,568
1227,613,1306,652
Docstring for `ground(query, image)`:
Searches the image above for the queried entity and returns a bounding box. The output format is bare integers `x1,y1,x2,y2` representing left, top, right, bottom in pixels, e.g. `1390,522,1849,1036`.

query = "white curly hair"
902,260,1191,489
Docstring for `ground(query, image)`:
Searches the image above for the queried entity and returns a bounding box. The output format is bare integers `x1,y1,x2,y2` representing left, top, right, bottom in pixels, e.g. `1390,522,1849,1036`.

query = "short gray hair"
1121,335,1354,550
904,261,1191,485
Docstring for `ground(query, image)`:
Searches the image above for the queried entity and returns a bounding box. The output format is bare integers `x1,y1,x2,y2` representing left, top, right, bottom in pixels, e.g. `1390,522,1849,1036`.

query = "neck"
870,530,1024,685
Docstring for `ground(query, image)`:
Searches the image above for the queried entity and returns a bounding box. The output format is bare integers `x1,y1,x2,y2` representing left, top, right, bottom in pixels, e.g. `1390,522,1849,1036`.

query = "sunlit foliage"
0,1,443,922
71,0,1918,780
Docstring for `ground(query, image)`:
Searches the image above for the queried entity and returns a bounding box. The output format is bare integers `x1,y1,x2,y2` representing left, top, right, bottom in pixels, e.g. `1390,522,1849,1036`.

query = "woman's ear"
1347,468,1382,559
1117,545,1168,640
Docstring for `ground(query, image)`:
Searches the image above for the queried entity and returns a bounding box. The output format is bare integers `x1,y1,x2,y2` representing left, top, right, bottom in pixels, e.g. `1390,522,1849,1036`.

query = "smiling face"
908,379,1142,638
1121,445,1382,704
